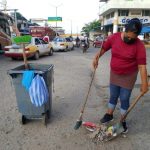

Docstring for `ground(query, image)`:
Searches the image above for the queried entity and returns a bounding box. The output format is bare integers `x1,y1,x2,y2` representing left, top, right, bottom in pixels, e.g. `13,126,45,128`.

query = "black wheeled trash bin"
8,63,54,125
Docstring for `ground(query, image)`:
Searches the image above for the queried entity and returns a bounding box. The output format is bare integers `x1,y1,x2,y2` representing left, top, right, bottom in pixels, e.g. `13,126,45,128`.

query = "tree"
81,20,101,35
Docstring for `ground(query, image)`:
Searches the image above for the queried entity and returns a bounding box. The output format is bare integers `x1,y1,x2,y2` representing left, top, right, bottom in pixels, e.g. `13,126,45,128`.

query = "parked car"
50,37,74,52
93,37,104,48
4,37,53,60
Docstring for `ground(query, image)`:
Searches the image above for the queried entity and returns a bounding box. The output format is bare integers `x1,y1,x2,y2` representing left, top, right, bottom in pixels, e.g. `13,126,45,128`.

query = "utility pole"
71,20,72,36
14,9,17,29
50,3,62,36
76,26,78,36
56,6,58,33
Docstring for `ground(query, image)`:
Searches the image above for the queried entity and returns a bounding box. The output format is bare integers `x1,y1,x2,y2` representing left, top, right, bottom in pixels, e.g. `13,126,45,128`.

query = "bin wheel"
42,113,48,125
21,115,27,125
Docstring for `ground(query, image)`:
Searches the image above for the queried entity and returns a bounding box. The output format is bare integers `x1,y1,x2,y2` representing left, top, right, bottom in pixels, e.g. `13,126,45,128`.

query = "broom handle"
22,43,28,69
80,37,105,116
121,93,144,122
80,69,96,114
121,76,150,122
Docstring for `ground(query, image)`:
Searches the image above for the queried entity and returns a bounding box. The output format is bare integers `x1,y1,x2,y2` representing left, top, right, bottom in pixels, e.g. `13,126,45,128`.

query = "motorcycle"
76,41,80,48
81,40,88,53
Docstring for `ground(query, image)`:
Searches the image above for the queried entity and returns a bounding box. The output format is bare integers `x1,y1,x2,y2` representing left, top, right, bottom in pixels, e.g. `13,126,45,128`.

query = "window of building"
118,10,129,16
142,10,150,16
106,14,110,19
110,12,114,18
130,10,142,16
105,12,114,19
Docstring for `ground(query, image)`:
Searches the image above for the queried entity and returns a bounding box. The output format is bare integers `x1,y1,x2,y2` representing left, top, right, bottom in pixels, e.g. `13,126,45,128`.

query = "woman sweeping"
92,18,149,133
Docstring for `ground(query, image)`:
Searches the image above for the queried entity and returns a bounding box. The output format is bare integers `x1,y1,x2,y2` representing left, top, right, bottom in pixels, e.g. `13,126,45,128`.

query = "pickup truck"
4,37,53,60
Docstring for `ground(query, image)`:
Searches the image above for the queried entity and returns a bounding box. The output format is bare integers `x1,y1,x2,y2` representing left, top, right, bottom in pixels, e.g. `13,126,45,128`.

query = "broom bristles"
74,120,82,130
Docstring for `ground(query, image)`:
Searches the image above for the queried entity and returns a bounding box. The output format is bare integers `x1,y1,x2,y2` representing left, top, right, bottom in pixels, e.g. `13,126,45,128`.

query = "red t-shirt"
102,32,146,74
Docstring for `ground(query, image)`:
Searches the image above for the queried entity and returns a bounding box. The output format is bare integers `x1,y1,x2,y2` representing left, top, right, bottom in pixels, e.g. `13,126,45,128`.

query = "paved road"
0,47,150,150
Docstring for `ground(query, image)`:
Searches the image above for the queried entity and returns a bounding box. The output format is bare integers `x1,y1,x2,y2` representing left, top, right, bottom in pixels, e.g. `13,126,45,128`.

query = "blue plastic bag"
29,74,49,107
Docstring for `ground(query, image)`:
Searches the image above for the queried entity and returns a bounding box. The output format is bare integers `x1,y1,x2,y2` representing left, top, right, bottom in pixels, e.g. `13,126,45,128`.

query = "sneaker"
100,113,113,123
122,121,128,134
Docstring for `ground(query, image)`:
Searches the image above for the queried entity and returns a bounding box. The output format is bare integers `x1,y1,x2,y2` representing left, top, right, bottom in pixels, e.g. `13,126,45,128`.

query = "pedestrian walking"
92,18,149,133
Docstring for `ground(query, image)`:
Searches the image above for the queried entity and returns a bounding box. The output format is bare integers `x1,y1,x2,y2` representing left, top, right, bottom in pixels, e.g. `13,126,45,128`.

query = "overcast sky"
4,0,100,34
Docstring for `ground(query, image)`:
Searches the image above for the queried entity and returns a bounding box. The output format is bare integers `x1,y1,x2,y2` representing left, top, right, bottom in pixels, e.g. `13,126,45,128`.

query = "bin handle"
8,70,44,75
52,69,55,93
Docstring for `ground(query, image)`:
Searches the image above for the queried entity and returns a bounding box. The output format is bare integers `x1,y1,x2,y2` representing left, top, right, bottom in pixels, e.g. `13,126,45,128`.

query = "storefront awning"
141,26,150,33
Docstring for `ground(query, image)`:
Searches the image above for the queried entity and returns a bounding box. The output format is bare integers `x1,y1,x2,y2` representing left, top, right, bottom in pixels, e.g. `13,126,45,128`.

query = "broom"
74,69,96,130
104,76,150,141
74,37,105,130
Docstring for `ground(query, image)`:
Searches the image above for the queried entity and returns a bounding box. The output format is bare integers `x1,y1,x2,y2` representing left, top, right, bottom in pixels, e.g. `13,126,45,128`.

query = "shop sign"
119,17,150,24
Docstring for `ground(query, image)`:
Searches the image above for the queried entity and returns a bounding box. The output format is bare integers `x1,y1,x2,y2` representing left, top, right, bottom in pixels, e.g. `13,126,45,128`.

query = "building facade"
0,11,13,50
99,0,150,34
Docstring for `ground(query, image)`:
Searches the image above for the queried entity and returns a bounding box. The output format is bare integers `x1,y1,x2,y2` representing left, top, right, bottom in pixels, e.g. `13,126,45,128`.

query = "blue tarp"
141,26,150,33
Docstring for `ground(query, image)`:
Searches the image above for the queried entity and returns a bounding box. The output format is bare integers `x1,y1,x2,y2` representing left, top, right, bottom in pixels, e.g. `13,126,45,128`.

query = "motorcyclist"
81,35,89,48
75,36,80,47
84,35,89,48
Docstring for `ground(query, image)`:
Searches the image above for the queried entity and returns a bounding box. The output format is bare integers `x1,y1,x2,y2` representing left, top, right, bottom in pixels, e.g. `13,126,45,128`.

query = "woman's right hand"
92,52,100,69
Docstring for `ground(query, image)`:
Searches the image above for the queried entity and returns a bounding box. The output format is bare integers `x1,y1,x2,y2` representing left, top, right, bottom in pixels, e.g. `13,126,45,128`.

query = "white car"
51,37,74,52
4,37,53,60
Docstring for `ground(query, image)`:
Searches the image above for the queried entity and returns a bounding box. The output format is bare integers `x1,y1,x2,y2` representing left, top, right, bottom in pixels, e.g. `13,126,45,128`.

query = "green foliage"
81,20,101,34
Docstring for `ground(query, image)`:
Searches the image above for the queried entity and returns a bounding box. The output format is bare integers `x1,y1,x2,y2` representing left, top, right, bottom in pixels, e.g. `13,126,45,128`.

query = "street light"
49,3,62,36
66,19,73,36
76,26,79,36
14,9,18,29
70,20,72,36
